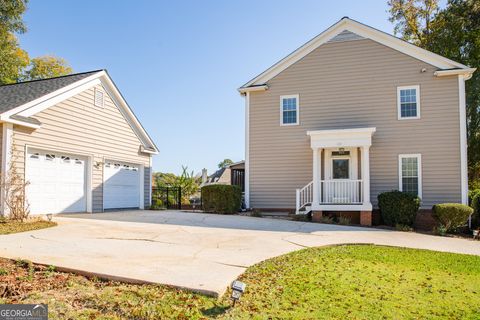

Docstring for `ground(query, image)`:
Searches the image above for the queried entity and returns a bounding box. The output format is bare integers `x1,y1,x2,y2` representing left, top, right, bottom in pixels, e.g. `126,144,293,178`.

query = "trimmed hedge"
432,203,473,232
201,185,242,214
378,190,420,227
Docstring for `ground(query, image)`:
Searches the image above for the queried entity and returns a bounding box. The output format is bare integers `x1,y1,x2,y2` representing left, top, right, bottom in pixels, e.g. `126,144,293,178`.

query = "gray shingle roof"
0,70,102,114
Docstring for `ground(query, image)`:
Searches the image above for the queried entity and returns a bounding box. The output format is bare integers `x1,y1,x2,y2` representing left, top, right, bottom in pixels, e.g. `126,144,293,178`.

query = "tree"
218,159,234,169
388,0,480,186
388,0,440,49
0,0,29,84
0,0,72,83
0,30,29,84
0,0,28,34
22,55,73,80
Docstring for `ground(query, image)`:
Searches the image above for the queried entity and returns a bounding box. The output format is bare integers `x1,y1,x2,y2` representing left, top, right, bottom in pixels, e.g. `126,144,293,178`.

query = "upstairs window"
397,85,420,119
399,154,422,198
280,95,299,125
94,88,105,107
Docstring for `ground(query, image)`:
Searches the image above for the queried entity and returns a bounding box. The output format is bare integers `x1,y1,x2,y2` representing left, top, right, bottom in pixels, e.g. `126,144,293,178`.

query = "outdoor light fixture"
46,214,53,221
231,280,246,306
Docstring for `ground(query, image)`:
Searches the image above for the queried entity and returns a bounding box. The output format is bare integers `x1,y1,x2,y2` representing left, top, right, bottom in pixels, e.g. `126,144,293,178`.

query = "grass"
1,245,479,319
0,219,57,235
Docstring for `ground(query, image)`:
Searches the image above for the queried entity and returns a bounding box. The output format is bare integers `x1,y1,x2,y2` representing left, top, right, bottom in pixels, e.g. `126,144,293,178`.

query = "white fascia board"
0,119,41,129
99,74,159,153
1,72,103,119
241,18,469,88
14,78,101,118
0,70,159,154
140,146,159,155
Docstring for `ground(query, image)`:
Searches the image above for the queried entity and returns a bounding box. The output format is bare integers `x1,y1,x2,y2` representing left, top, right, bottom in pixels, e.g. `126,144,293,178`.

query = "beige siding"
12,84,152,211
249,39,460,209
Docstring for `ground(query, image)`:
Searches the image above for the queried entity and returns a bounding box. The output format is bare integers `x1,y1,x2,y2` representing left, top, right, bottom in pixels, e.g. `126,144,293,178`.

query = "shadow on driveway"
60,210,387,234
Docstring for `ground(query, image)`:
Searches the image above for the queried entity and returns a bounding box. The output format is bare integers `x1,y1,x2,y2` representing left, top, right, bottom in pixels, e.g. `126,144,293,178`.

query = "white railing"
321,180,362,204
295,181,313,214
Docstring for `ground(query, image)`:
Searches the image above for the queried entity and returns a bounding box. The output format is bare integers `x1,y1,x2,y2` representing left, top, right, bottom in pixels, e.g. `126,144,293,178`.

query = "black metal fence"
151,186,182,210
231,169,245,192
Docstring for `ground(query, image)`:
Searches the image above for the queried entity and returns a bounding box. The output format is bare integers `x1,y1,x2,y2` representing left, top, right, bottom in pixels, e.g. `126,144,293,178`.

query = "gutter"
238,84,269,95
434,68,476,80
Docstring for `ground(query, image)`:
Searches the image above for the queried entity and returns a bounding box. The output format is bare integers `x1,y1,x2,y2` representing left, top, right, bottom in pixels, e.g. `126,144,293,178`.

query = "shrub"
378,191,420,227
319,216,334,224
150,198,164,210
470,192,480,228
468,189,480,206
250,209,263,218
395,224,413,232
337,216,351,225
432,203,473,232
201,185,241,214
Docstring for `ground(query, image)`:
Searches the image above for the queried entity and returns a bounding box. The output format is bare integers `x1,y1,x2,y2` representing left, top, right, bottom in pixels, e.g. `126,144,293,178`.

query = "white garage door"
103,161,140,209
26,149,87,215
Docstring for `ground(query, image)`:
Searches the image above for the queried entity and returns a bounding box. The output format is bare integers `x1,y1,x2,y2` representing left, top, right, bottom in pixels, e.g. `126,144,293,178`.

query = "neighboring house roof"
239,17,475,91
228,160,245,170
0,70,158,153
207,167,226,183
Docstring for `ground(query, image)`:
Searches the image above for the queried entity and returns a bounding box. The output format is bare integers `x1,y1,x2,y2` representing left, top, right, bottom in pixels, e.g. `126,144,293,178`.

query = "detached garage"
0,70,158,215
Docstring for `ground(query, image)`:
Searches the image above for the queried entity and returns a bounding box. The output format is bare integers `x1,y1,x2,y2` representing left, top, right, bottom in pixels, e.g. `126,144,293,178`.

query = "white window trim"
280,94,299,126
94,88,105,108
397,85,420,120
398,154,422,199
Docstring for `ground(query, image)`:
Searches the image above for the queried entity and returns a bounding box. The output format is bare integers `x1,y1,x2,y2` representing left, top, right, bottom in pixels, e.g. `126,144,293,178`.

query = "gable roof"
239,17,475,91
0,71,101,113
0,70,158,154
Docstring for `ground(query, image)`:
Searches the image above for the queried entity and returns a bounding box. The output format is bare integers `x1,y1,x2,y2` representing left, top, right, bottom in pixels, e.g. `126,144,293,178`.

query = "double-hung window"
280,95,299,125
397,85,420,119
398,154,422,198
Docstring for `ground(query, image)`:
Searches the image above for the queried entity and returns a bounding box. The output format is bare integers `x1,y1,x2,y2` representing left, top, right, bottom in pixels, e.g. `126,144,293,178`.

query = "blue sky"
20,0,398,175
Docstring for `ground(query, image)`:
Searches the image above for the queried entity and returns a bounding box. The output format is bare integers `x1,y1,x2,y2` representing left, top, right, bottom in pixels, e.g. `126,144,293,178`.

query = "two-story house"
239,17,475,226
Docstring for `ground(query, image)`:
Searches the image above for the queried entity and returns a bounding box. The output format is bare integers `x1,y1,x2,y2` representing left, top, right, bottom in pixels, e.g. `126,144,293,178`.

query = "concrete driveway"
1,210,479,296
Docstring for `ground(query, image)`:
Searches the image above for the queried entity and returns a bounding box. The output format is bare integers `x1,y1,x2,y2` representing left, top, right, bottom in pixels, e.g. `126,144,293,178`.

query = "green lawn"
1,245,479,319
0,220,57,235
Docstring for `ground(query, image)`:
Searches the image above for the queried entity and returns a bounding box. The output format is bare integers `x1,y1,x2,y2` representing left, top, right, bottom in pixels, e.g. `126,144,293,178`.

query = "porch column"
361,145,371,205
312,147,321,206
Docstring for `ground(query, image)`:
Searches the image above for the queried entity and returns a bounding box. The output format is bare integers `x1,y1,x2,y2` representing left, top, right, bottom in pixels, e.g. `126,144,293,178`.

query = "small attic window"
94,88,105,107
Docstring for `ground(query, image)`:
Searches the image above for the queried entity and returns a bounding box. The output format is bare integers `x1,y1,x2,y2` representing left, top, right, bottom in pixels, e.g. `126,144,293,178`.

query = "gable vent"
94,88,105,107
327,30,365,43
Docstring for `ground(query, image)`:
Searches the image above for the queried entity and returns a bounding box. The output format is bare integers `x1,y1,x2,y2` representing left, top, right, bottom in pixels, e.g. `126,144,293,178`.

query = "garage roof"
0,70,101,113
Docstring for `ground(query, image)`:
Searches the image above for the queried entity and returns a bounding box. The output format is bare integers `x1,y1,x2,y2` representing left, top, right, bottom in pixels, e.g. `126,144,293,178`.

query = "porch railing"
320,180,362,204
295,181,313,214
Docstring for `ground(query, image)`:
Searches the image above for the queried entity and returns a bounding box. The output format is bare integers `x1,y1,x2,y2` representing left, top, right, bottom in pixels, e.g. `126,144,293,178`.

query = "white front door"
103,160,141,209
26,149,87,214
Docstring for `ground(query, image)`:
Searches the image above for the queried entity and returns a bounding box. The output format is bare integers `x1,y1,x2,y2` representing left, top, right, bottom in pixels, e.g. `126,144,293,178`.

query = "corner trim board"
244,92,250,209
0,123,13,215
458,75,468,205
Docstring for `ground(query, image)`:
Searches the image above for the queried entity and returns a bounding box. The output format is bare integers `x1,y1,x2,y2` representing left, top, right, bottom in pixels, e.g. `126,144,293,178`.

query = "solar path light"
231,280,246,306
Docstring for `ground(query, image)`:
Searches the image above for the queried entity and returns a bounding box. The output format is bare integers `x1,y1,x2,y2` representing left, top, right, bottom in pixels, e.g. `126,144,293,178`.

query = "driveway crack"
96,237,177,245
212,261,248,269
281,236,310,248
